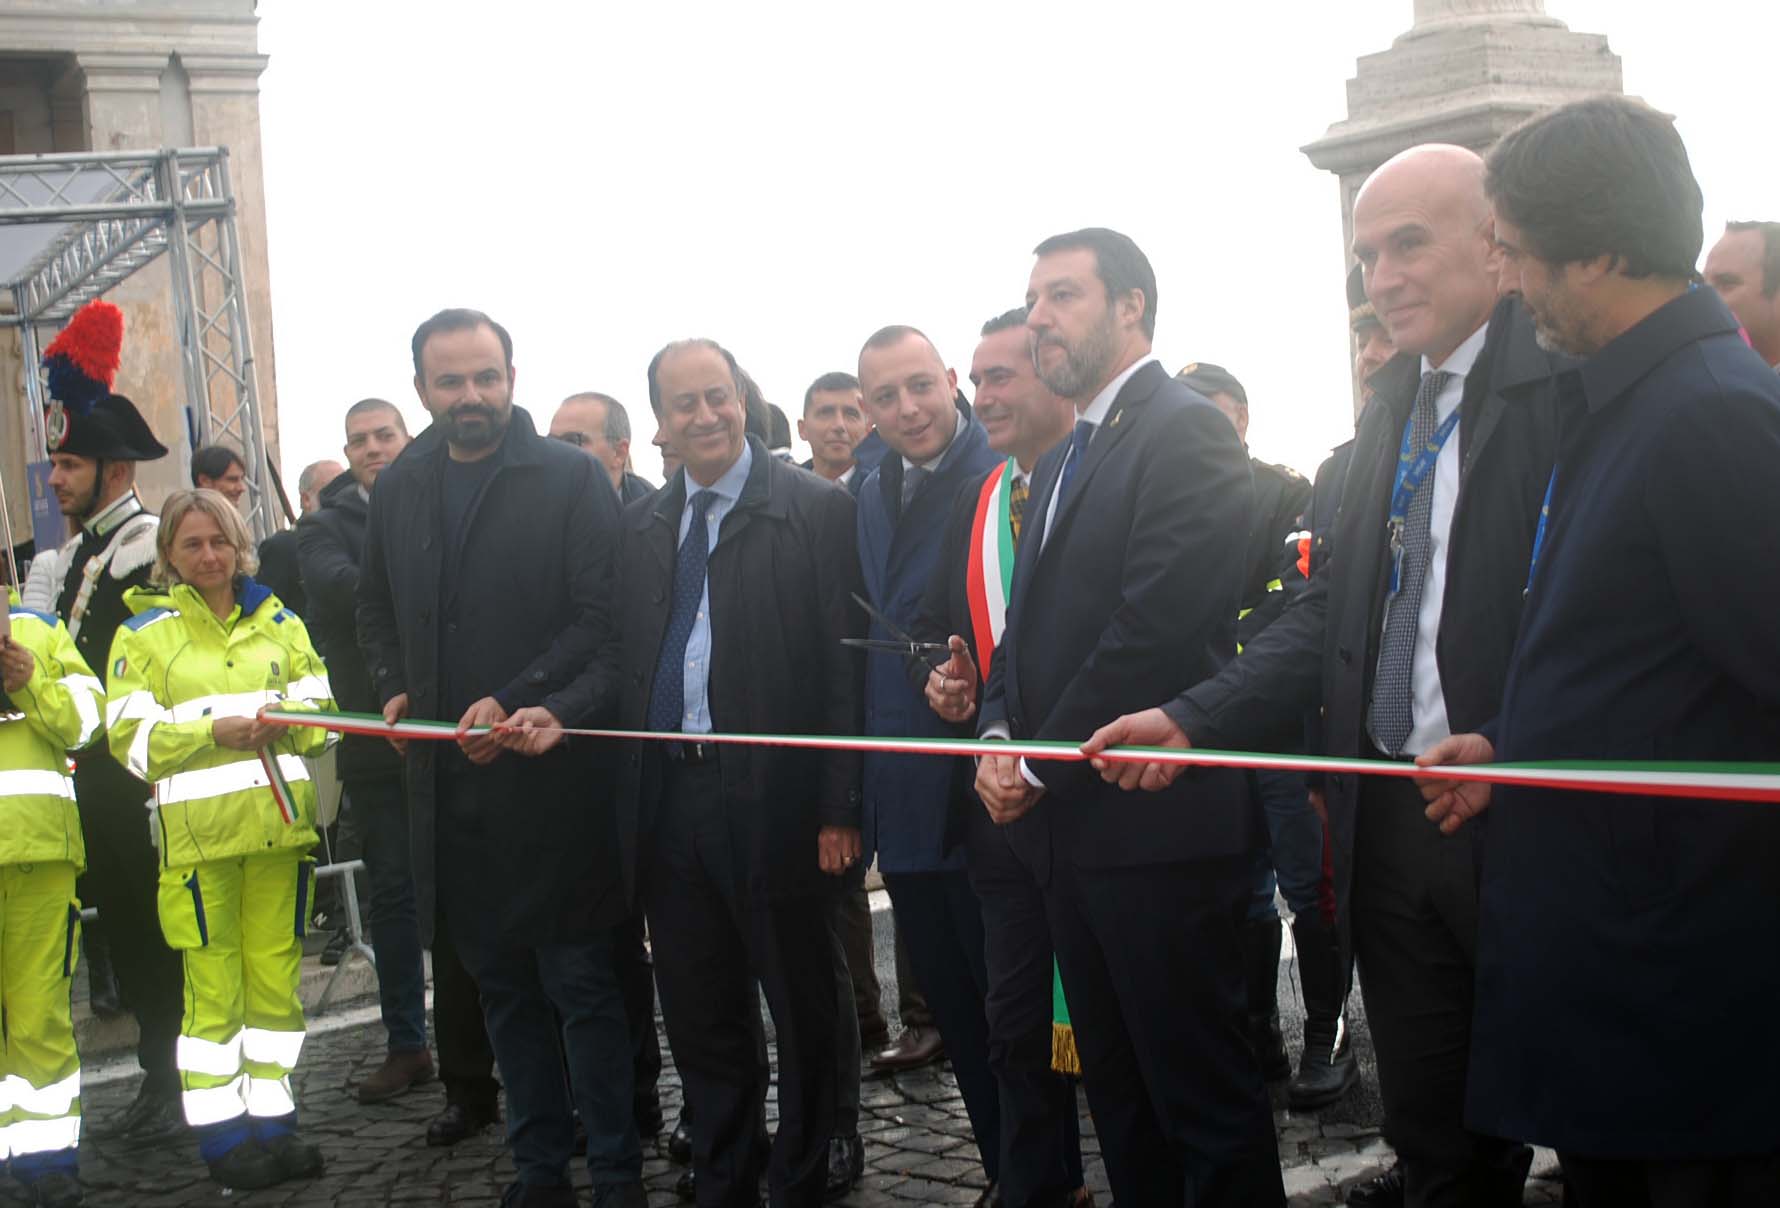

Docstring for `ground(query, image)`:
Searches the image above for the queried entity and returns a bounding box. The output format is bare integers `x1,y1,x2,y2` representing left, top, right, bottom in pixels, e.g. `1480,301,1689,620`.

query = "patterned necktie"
1369,370,1452,757
901,464,928,511
1055,419,1096,511
1008,475,1029,543
647,490,719,735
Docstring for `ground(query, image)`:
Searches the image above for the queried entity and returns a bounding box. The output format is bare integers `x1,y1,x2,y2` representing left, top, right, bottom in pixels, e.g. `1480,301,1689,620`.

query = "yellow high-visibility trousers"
0,861,82,1176
157,851,311,1145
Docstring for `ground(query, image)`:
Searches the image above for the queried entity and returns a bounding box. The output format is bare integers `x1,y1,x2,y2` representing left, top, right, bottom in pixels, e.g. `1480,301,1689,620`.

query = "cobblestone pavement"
54,952,1564,1207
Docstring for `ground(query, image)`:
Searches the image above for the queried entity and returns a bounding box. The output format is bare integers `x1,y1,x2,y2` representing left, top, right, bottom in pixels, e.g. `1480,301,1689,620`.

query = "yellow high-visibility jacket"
105,577,333,867
1,589,100,869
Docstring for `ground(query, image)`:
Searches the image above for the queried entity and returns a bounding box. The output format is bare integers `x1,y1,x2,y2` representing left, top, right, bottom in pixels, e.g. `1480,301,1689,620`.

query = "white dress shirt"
1400,321,1488,757
673,441,753,734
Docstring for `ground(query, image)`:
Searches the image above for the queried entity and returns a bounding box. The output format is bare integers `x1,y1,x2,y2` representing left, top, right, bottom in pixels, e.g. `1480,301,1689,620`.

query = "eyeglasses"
551,431,593,448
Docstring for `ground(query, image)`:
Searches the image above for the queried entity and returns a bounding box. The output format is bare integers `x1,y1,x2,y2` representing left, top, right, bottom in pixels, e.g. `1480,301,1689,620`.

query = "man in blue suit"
854,326,1005,1206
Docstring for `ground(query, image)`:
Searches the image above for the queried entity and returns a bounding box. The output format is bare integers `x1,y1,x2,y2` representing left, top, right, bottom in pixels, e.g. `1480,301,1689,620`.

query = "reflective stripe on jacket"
104,577,333,866
1,590,99,869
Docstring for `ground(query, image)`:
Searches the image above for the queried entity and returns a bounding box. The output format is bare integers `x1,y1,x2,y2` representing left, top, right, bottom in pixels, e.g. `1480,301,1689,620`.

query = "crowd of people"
2,93,1779,1208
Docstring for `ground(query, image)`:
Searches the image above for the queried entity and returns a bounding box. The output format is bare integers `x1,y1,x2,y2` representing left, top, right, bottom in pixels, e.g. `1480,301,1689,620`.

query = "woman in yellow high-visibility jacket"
2,588,104,1208
104,489,333,1192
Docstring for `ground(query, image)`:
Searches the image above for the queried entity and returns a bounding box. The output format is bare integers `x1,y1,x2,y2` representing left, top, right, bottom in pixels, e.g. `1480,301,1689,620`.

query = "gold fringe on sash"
1051,1021,1081,1077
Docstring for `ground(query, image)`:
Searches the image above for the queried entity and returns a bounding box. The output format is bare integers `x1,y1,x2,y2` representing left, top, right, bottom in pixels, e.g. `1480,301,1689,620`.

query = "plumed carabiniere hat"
40,299,167,462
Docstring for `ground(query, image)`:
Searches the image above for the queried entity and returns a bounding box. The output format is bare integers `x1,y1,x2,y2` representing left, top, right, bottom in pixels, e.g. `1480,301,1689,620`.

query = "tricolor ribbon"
257,748,299,824
258,707,1780,803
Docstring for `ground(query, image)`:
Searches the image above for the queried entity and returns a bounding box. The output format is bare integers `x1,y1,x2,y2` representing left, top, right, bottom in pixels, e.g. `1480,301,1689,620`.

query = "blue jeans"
1247,770,1327,921
350,776,429,1054
453,919,641,1189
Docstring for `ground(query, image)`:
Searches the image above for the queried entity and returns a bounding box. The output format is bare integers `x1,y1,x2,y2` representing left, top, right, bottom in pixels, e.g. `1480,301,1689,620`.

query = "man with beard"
20,300,188,1144
1085,147,1567,1208
356,309,643,1208
917,307,1087,1208
1422,96,1780,1207
970,228,1282,1206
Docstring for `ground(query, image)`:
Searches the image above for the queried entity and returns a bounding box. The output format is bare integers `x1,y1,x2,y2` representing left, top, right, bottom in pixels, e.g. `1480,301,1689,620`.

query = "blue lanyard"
1386,403,1462,593
1525,469,1557,594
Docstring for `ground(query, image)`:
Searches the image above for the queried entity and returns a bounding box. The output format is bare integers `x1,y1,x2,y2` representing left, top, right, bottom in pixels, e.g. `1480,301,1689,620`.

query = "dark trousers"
74,756,183,1092
432,906,499,1114
967,813,1084,1208
1353,773,1531,1208
837,883,889,1049
1559,1153,1780,1208
826,899,863,1136
450,904,641,1189
1248,769,1327,921
349,775,429,1055
646,759,837,1208
893,923,934,1029
882,869,1001,1182
618,908,664,1128
1047,855,1284,1208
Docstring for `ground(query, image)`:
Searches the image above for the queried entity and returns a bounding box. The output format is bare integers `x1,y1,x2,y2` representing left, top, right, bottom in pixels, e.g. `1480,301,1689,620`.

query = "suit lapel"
1036,361,1164,563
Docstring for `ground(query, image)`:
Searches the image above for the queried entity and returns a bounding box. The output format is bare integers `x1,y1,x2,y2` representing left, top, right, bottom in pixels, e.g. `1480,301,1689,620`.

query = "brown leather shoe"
869,1025,945,1071
357,1049,436,1104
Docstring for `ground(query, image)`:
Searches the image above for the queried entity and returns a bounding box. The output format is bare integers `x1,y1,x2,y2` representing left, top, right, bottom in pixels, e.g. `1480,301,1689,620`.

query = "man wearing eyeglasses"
550,393,655,505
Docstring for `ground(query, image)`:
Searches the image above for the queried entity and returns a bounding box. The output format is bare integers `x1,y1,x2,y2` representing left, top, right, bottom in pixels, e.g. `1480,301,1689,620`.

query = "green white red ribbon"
257,748,299,824
260,706,1780,803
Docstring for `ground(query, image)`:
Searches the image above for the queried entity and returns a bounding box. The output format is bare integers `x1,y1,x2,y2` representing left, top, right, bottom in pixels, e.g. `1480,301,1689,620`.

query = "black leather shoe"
206,1142,284,1191
591,1182,647,1208
666,1114,693,1164
95,1084,185,1144
972,1184,1002,1208
1289,914,1359,1109
427,1101,496,1147
319,927,351,967
1347,1162,1404,1208
870,1025,945,1071
500,1181,579,1208
263,1133,325,1181
824,1133,864,1200
674,1166,696,1203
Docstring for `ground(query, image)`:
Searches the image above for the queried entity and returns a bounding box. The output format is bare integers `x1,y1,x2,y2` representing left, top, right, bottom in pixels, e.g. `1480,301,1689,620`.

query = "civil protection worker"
0,591,104,1208
103,490,334,1192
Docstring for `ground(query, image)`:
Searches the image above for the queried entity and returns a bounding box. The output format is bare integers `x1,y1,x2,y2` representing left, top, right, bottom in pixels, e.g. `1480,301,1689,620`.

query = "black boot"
1289,913,1358,1109
1241,917,1291,1082
84,925,124,1019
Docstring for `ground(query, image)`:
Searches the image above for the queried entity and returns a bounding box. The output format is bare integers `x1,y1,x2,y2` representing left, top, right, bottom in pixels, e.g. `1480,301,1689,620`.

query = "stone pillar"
1302,1,1622,412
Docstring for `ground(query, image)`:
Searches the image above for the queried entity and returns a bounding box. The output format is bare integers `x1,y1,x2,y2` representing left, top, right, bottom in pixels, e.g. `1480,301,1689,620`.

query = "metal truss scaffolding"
0,148,273,539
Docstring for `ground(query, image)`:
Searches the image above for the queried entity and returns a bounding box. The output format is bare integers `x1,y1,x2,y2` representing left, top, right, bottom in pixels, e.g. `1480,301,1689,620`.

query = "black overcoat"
355,406,624,944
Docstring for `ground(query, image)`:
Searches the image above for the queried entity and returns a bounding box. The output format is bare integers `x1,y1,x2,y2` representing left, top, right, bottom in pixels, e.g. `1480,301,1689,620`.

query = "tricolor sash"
965,458,1017,670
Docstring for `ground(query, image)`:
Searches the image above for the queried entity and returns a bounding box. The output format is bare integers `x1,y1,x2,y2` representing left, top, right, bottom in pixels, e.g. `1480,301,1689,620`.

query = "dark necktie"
1008,475,1029,542
901,464,928,511
647,490,719,735
1055,419,1095,511
1369,370,1452,757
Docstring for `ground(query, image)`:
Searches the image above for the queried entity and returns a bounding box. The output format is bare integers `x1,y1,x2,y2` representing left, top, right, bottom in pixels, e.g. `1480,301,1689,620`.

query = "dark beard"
1033,312,1117,399
444,404,507,451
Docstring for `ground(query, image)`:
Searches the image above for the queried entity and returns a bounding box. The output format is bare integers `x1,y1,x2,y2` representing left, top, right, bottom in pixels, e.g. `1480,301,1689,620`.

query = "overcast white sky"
257,0,1776,489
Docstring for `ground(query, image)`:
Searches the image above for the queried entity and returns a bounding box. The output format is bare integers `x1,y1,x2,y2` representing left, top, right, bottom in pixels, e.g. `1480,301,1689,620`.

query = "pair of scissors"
845,592,952,677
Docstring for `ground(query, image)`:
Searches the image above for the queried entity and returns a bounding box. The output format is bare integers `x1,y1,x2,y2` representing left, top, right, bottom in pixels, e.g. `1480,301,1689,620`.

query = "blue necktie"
647,490,718,735
1055,418,1095,510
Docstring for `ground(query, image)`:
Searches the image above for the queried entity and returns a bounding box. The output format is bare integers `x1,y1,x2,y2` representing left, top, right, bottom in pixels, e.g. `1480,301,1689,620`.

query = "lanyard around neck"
1386,401,1462,594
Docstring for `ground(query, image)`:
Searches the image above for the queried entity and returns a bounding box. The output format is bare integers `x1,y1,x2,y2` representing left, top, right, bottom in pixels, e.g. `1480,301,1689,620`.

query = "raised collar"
84,490,143,539
1578,286,1742,415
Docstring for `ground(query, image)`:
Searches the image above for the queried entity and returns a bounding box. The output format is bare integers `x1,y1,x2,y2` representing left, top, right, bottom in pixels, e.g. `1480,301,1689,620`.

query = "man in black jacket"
356,309,642,1208
298,402,469,1123
509,337,864,1208
1422,96,1780,1207
973,228,1280,1207
1085,147,1564,1208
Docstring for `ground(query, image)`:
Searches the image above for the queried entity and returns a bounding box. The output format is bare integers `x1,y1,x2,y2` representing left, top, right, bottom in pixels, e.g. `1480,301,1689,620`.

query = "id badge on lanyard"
1386,405,1462,595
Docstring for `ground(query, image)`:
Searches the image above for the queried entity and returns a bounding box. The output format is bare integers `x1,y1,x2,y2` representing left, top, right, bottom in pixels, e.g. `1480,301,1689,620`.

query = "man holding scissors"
853,325,1006,1204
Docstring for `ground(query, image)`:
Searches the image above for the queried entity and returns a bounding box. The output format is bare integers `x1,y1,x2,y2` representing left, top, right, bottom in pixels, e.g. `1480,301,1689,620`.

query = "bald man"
1083,145,1569,1208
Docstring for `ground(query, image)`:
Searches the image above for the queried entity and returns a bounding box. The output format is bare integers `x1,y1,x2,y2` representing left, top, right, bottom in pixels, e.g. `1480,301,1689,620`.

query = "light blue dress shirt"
673,440,753,734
